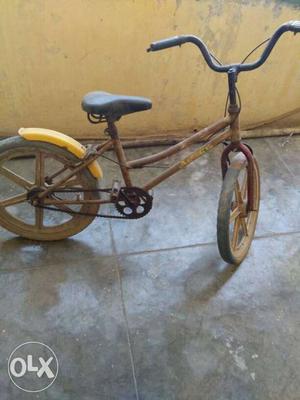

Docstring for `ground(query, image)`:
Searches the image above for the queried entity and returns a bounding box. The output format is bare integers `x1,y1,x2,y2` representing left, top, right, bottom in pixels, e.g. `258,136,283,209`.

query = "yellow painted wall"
0,0,300,138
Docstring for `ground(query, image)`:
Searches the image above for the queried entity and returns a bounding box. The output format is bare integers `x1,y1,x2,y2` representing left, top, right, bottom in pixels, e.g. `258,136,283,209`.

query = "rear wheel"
0,137,100,240
217,153,260,265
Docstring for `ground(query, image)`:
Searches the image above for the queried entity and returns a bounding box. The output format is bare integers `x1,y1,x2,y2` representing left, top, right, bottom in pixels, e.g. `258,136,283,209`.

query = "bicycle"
0,21,299,265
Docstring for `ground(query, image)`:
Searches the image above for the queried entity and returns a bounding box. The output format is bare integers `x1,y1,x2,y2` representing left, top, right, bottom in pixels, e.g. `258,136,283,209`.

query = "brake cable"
222,37,271,119
240,37,271,64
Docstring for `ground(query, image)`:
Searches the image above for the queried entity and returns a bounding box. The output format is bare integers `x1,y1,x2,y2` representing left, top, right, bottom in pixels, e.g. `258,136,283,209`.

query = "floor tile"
118,234,300,400
0,256,136,399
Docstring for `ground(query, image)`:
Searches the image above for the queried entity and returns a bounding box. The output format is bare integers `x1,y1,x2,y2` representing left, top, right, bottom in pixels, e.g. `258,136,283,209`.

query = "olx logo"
8,342,59,393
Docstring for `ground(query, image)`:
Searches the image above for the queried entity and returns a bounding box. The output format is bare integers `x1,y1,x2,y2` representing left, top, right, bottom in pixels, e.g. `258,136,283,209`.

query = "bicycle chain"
32,187,153,220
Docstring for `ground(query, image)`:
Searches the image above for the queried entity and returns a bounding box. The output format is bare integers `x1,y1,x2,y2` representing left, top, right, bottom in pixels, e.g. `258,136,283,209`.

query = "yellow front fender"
18,127,103,179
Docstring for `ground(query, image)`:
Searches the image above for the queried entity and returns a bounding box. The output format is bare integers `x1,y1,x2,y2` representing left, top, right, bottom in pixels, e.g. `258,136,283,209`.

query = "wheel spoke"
232,218,241,249
0,166,33,189
0,193,27,207
240,217,248,236
230,207,241,223
35,152,45,186
235,181,243,204
35,206,44,229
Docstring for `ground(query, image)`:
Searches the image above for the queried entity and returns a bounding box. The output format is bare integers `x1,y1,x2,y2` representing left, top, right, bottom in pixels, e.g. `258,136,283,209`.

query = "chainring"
115,187,153,219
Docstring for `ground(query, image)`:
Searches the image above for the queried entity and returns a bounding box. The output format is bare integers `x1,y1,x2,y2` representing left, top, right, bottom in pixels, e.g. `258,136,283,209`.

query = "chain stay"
34,203,129,219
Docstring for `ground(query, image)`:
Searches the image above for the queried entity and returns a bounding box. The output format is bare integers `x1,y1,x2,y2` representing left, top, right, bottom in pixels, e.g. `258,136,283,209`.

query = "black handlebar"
147,20,300,73
147,36,186,52
289,20,300,33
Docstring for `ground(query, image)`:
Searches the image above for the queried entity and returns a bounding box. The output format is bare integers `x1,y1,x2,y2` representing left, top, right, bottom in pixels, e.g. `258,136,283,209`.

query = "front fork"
221,107,255,211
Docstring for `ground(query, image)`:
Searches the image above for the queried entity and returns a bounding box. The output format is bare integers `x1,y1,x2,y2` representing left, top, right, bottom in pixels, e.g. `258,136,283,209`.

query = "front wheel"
217,153,260,265
0,137,100,240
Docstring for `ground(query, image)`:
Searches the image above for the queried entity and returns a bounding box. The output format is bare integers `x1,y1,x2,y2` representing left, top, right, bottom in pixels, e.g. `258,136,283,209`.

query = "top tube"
148,21,300,74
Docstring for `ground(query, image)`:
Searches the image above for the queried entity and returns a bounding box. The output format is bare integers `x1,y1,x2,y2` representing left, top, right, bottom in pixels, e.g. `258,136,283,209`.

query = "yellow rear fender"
18,127,103,179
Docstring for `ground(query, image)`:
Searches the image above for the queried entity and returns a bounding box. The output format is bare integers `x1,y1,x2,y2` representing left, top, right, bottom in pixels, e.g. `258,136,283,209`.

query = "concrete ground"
0,135,299,399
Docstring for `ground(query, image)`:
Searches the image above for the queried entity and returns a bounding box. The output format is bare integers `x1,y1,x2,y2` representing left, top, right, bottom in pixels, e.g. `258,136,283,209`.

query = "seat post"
106,120,133,187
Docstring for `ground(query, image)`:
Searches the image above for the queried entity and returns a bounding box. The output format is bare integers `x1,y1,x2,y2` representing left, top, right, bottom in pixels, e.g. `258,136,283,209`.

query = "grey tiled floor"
0,136,299,399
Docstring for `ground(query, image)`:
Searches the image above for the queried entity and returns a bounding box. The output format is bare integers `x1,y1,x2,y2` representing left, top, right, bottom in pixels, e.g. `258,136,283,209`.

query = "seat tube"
107,121,133,187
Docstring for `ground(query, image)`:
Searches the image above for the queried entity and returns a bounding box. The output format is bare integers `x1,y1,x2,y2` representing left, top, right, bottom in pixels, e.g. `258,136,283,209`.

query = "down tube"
143,129,230,191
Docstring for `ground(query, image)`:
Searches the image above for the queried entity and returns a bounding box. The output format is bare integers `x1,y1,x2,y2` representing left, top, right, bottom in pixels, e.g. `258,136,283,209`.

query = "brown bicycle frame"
108,115,233,190
39,107,255,211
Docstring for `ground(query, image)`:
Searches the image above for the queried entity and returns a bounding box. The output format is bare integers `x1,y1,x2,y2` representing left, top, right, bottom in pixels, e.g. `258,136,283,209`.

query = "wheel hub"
26,187,44,202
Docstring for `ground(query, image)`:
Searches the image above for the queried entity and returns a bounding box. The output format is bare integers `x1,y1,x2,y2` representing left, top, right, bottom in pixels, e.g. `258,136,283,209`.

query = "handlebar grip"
147,36,186,52
289,20,300,33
